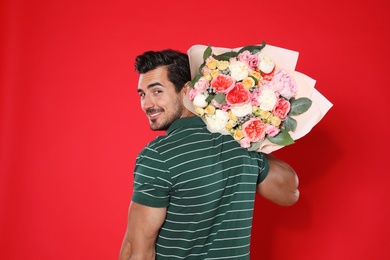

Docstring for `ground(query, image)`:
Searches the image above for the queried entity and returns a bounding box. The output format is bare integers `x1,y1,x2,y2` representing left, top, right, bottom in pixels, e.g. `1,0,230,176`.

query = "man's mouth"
146,109,163,119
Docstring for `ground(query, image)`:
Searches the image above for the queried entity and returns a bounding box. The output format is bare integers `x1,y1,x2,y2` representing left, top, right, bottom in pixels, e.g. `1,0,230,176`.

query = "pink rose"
211,74,235,94
240,137,251,148
242,118,267,142
268,69,297,99
248,55,259,68
188,88,197,100
226,83,250,106
265,124,280,137
273,98,291,120
194,77,209,92
238,50,251,64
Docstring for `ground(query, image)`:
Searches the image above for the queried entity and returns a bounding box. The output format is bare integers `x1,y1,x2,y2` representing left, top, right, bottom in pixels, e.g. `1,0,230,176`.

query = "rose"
238,50,251,64
242,77,255,89
194,77,209,92
272,98,291,120
205,109,229,132
265,124,280,137
257,87,277,111
210,74,235,94
268,69,297,99
248,55,259,68
206,57,217,70
242,118,267,142
229,59,249,81
226,83,250,106
217,60,229,71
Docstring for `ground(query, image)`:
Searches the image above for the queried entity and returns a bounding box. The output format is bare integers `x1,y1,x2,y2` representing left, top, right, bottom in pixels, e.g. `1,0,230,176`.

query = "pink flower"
248,55,259,68
211,99,231,111
273,98,291,120
188,88,197,100
194,77,209,92
268,69,297,99
242,118,267,142
265,124,280,137
238,50,251,64
226,83,250,106
211,74,235,94
240,137,251,148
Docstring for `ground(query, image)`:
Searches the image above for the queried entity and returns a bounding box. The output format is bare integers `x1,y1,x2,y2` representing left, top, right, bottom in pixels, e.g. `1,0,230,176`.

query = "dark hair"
135,49,191,93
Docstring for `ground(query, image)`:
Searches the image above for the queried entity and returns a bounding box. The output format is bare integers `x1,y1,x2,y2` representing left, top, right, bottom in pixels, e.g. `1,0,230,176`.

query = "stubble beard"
149,105,183,131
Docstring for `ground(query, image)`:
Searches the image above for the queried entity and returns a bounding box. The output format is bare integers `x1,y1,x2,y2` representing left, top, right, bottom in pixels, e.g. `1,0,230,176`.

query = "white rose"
193,94,208,108
258,87,277,111
257,55,275,74
205,109,229,132
229,61,249,81
230,103,253,117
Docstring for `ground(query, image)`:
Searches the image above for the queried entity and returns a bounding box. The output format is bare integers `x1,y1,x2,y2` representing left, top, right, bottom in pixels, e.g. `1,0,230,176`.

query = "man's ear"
181,81,191,97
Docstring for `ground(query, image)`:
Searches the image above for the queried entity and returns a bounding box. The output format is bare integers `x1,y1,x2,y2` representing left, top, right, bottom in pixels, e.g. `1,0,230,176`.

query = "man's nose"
142,94,154,110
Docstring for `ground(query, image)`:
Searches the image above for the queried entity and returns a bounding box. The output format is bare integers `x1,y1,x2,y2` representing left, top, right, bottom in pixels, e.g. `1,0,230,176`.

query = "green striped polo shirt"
132,116,269,259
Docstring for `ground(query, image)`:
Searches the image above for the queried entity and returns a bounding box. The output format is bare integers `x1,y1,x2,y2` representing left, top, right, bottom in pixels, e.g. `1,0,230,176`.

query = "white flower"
258,87,277,111
193,94,208,108
229,60,249,81
205,109,229,132
258,54,275,74
230,103,253,117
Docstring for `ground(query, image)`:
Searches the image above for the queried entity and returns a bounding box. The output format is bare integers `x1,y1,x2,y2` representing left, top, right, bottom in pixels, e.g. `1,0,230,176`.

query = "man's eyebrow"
137,82,164,92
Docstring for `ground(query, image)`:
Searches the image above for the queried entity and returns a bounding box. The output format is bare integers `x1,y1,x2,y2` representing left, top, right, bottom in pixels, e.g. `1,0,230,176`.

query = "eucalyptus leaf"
238,41,266,54
189,75,202,87
205,95,215,103
248,141,263,151
213,51,239,61
267,129,294,146
289,97,312,115
203,46,212,61
283,116,297,132
214,93,226,104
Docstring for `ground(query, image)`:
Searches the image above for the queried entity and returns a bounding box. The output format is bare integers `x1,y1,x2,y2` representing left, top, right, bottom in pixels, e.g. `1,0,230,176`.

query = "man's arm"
257,154,299,206
119,202,166,260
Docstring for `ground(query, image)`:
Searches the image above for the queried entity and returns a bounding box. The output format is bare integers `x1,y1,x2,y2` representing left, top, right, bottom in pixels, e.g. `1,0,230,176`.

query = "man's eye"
139,92,145,97
154,90,162,94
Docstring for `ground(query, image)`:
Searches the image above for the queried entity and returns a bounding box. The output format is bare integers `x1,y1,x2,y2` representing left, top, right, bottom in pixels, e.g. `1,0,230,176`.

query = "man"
119,49,299,259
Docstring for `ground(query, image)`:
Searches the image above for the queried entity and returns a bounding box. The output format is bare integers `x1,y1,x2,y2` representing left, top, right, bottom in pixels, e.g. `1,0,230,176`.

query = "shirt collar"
166,116,205,135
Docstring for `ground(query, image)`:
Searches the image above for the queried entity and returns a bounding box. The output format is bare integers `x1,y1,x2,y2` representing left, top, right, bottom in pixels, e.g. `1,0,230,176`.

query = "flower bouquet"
184,41,332,153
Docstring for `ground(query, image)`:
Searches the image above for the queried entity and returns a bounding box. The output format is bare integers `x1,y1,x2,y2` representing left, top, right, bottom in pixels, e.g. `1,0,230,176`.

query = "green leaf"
205,95,215,103
214,93,226,104
203,45,212,61
289,97,312,115
247,141,264,151
283,116,297,132
188,75,202,88
249,75,258,85
213,51,238,61
237,41,266,54
267,129,294,146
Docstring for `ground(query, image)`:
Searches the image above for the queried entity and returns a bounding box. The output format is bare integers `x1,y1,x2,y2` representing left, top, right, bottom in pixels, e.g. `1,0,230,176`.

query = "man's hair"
135,49,191,93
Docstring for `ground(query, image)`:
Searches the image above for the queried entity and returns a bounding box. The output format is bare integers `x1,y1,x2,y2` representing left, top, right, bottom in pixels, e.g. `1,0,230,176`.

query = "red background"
1,0,389,259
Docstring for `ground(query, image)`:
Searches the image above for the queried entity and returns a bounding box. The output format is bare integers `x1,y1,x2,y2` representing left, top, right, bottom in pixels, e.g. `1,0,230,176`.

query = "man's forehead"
138,67,169,90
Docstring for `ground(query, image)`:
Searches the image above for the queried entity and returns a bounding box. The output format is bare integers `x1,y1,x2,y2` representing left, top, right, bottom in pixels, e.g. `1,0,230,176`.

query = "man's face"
137,66,184,131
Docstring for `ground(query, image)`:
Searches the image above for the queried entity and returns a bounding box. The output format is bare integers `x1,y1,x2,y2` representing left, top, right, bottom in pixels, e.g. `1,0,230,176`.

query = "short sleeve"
257,154,270,184
131,146,172,208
